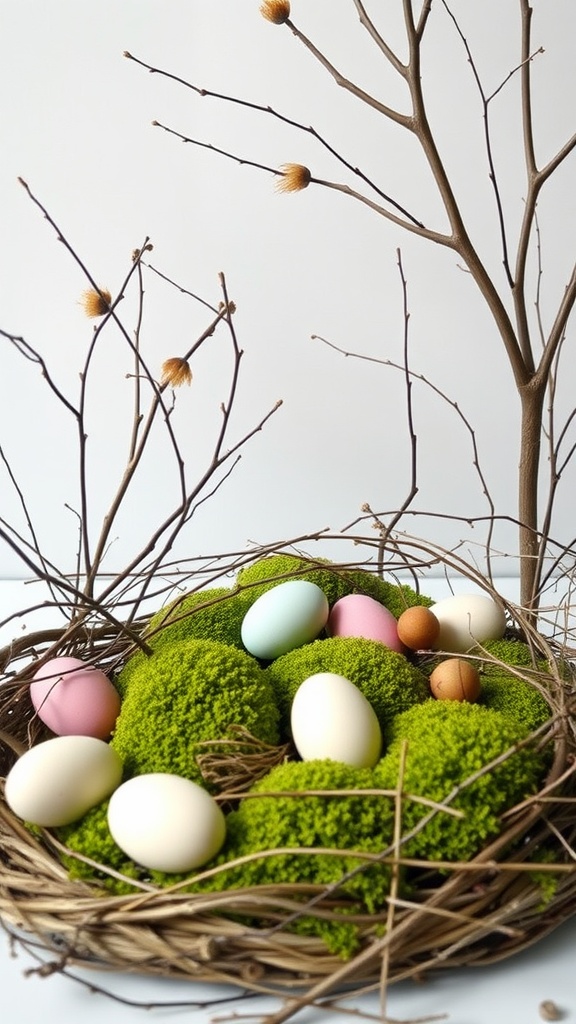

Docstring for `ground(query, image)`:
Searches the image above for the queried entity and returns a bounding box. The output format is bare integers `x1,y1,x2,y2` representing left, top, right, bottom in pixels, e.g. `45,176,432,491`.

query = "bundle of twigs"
1,550,575,1024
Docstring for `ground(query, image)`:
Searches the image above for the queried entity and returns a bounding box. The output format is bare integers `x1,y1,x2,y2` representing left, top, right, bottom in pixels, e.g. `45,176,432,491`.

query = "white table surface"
1,578,575,1024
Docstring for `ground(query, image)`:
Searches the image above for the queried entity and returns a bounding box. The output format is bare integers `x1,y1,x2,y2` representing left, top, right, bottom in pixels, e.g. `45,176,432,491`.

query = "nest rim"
1,556,576,1017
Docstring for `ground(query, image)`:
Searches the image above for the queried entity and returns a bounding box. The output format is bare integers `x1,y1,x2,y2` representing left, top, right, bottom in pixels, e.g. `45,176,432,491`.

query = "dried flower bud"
260,0,290,24
81,288,112,318
161,358,192,388
276,163,311,193
539,1001,563,1021
132,243,154,263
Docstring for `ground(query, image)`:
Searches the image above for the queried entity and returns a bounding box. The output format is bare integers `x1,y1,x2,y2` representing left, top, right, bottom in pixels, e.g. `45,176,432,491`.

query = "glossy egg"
430,593,506,653
4,735,123,827
290,672,382,768
327,594,404,653
397,606,440,650
429,658,481,702
107,773,226,873
241,580,329,660
30,656,121,739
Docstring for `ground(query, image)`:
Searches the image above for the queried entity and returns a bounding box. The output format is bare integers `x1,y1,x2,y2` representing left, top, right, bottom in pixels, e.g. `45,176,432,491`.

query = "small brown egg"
429,658,481,702
397,606,440,650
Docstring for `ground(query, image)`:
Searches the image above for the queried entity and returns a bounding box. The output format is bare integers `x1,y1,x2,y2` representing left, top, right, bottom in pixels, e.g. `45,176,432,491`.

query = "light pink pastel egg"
327,594,405,653
30,656,121,740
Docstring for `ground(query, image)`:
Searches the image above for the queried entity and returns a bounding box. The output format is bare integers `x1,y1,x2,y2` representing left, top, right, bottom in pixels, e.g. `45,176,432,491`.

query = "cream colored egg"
107,773,226,873
290,672,382,768
430,593,506,653
4,735,123,827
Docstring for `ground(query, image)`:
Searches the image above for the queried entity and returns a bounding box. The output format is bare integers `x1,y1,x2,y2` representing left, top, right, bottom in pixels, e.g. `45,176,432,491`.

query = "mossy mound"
480,638,539,667
116,588,254,695
478,672,552,734
59,800,143,894
266,635,430,738
111,638,279,785
199,758,396,957
236,553,432,618
60,758,397,958
145,586,253,651
421,638,553,735
375,700,545,863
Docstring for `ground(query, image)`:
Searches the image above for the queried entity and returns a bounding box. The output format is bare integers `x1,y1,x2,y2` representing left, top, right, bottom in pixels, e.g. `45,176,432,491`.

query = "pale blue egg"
241,579,329,660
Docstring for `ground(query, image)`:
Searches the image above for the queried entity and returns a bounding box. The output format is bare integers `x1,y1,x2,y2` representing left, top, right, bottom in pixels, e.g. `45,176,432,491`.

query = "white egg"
290,672,382,768
107,773,226,873
431,593,506,653
4,735,123,827
241,579,329,660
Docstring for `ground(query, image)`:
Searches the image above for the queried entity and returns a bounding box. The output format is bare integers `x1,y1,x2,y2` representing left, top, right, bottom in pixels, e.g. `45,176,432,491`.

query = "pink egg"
327,594,405,653
30,656,121,740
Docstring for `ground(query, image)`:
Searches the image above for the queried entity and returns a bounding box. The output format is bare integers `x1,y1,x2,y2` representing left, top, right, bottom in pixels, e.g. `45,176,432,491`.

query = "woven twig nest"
1,552,576,1022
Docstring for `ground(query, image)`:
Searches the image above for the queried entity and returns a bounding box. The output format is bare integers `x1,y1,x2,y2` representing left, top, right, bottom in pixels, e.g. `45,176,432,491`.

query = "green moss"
478,674,551,734
145,587,254,651
236,554,432,618
528,848,561,909
59,759,396,958
267,635,429,737
116,588,255,695
111,639,279,785
196,759,396,956
59,800,144,894
422,639,553,736
480,638,537,667
375,700,545,864
470,639,552,734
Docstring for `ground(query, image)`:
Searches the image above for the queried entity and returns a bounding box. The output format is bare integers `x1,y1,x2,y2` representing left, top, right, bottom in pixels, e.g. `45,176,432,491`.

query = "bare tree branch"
352,1,406,73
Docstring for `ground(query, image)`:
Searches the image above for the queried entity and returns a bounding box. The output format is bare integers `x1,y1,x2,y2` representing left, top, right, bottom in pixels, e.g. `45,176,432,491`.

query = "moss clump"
60,759,397,957
463,638,553,734
375,700,545,863
59,800,144,893
267,635,429,737
146,587,253,651
111,639,279,785
236,553,432,618
478,672,552,734
116,588,255,695
480,638,538,667
198,758,396,956
422,638,553,735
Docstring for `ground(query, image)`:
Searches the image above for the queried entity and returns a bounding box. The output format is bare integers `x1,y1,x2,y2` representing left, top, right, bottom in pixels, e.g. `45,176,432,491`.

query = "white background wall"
1,1,575,585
